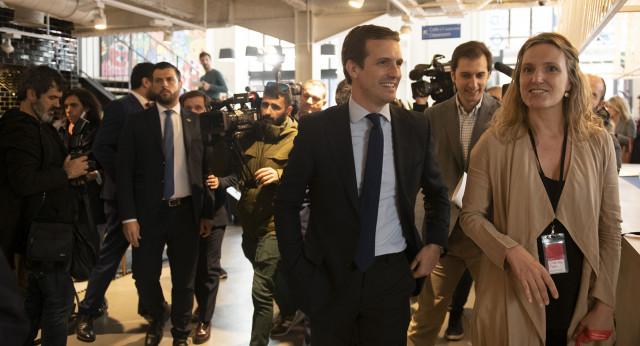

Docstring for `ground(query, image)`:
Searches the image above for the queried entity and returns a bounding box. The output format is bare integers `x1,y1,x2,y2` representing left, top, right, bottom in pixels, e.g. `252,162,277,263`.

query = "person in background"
180,90,239,344
605,95,636,162
459,32,621,345
0,65,88,346
334,79,351,105
487,85,503,102
76,62,156,343
199,52,228,100
295,80,327,120
586,74,622,171
57,87,105,230
117,62,214,346
408,40,500,345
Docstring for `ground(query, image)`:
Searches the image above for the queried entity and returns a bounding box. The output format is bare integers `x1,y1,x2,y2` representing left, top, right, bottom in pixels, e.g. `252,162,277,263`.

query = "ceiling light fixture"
1,38,14,55
349,0,365,9
400,25,412,40
163,30,173,44
219,48,235,61
93,8,107,29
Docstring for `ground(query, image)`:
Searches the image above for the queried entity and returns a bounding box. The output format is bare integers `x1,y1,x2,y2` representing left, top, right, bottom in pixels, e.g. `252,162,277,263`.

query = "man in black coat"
117,62,214,346
0,65,88,345
75,62,156,342
274,25,450,345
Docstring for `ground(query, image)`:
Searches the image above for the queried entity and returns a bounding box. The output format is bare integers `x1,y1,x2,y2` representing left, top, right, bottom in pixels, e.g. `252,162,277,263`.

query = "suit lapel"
326,104,359,212
469,95,495,161
146,106,163,153
181,109,193,157
443,98,464,171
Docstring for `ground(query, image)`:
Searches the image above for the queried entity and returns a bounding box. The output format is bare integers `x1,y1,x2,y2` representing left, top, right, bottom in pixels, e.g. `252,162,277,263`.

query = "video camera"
409,54,455,104
200,93,260,138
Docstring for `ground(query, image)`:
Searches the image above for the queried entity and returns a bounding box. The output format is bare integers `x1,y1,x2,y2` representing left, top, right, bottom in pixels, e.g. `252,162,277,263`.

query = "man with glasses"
237,82,298,346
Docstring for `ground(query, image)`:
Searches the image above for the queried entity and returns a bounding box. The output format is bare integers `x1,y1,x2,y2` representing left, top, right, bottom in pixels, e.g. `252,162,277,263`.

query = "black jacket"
0,109,73,259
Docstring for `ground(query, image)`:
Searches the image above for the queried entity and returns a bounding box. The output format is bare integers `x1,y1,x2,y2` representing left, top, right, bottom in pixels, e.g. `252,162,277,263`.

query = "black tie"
163,109,175,200
354,113,384,271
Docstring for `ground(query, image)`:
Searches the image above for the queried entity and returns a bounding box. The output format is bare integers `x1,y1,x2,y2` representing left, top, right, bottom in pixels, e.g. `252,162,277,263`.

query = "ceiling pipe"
2,0,95,24
100,0,205,30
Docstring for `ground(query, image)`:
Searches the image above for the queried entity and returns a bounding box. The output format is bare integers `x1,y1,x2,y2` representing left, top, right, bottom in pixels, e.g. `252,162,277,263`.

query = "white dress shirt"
157,104,191,199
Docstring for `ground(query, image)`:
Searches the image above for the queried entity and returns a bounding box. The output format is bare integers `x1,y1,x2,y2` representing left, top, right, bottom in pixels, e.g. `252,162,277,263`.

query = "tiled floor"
66,225,472,346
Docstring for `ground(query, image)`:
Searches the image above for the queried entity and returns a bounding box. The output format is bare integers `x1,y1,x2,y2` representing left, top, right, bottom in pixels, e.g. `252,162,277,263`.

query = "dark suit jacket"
93,93,144,202
418,94,499,235
116,106,213,234
274,103,450,313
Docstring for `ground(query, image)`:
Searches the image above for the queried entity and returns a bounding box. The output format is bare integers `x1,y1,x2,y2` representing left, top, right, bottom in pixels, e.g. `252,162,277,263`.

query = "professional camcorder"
409,54,455,104
200,93,260,137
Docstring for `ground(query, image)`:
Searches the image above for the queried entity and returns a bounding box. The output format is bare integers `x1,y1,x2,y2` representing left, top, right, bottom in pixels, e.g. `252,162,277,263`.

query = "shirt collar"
156,103,181,116
455,93,483,117
130,90,150,108
348,97,391,124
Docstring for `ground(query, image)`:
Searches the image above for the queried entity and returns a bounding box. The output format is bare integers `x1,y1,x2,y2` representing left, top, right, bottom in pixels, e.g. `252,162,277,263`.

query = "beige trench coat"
459,128,621,345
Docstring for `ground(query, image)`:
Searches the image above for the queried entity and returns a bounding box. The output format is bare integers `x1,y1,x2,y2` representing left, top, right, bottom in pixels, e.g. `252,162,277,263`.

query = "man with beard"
75,62,155,342
198,52,228,100
236,83,298,346
0,65,88,345
117,62,214,346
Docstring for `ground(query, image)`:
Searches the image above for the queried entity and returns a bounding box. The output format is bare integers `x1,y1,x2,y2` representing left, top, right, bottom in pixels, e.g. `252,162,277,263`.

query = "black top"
529,128,584,330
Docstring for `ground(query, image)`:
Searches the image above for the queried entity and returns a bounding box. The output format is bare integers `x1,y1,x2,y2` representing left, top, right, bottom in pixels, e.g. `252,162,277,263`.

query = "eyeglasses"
266,82,289,92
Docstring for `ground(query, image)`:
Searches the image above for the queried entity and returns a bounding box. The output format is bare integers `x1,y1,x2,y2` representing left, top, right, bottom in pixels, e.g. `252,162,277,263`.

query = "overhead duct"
3,0,95,24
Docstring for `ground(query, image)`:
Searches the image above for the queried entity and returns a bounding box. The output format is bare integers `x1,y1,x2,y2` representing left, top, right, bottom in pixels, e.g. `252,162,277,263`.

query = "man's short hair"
153,62,181,80
303,80,327,99
130,62,155,90
264,83,292,108
341,25,400,84
199,52,211,60
335,79,352,105
451,41,493,73
179,90,211,110
17,65,66,102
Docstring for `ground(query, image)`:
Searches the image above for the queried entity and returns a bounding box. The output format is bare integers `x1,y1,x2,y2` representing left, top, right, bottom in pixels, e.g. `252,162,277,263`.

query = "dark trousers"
78,199,132,315
194,225,225,323
312,252,415,346
450,268,473,313
24,271,75,346
132,200,199,340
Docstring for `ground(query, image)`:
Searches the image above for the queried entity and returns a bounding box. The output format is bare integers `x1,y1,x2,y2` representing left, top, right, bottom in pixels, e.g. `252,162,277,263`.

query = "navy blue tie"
354,113,384,271
163,109,175,200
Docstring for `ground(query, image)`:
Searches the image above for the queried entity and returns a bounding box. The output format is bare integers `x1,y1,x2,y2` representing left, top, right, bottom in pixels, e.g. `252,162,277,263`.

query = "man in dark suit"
407,41,500,345
75,62,155,342
117,62,214,346
274,25,450,345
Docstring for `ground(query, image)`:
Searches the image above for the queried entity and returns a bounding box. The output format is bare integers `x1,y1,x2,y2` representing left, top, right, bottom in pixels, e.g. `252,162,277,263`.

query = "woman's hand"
505,245,558,306
571,300,614,341
206,174,219,190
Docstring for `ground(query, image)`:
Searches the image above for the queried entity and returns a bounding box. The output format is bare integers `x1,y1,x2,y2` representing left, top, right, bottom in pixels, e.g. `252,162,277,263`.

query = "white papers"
452,172,467,209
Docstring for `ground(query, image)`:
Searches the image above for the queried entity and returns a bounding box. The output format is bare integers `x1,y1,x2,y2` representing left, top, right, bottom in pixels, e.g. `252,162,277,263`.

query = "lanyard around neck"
528,127,568,181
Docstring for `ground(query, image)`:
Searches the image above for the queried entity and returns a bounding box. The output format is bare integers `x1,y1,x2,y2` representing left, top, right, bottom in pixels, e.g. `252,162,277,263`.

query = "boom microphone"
494,62,514,78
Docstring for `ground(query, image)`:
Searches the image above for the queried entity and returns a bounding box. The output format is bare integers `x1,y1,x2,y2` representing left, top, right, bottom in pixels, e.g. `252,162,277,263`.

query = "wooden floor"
67,225,473,346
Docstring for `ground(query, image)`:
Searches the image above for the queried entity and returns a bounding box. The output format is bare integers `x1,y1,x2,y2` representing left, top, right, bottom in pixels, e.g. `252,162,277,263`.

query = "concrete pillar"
294,10,313,83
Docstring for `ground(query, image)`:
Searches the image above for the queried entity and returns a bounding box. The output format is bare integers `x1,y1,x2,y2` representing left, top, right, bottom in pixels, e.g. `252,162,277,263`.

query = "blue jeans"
24,271,74,346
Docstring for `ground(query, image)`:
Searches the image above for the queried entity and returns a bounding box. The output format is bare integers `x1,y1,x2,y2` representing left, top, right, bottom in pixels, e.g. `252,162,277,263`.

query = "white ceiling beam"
100,0,205,30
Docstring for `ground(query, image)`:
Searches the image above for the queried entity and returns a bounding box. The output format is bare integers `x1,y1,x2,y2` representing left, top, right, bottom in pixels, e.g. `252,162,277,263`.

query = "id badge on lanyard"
540,223,568,275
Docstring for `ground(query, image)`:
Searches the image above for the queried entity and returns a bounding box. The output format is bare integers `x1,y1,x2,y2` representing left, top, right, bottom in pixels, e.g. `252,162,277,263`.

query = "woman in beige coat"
459,32,621,345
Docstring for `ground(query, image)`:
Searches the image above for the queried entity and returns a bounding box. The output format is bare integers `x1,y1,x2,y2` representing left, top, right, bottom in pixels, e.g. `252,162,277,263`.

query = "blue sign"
422,24,461,40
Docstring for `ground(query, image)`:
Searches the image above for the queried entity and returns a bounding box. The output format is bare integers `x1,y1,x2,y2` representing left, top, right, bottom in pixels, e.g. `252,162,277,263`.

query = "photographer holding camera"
0,65,89,345
58,87,104,228
235,82,298,346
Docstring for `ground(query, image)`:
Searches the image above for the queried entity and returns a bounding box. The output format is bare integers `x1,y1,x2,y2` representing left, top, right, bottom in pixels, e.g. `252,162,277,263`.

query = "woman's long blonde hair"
606,95,632,122
491,32,603,142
